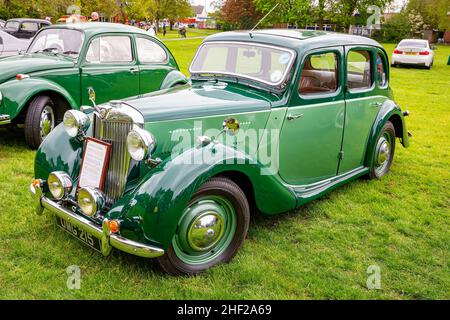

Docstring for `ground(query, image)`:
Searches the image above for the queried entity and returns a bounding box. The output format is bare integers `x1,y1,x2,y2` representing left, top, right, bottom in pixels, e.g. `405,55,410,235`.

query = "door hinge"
338,151,344,160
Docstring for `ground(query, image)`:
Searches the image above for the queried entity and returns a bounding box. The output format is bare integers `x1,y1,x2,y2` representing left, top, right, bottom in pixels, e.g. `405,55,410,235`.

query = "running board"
290,167,369,207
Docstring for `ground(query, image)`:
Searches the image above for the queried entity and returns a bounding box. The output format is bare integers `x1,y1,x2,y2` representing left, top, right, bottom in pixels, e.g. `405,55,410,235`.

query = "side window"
86,36,133,64
136,37,167,63
299,52,339,96
347,50,372,90
21,22,38,31
376,53,388,88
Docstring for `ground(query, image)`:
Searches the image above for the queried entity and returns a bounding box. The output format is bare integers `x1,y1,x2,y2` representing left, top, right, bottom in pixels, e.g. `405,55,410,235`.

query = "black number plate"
56,216,102,253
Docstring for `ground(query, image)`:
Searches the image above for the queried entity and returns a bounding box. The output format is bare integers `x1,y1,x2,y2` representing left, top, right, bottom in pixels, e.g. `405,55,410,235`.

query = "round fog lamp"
77,187,105,216
63,110,90,138
48,172,73,200
127,128,156,161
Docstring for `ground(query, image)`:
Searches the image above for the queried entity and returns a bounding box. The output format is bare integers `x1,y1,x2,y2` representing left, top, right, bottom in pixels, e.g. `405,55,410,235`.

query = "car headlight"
77,187,105,216
63,110,90,138
48,172,73,200
127,128,156,161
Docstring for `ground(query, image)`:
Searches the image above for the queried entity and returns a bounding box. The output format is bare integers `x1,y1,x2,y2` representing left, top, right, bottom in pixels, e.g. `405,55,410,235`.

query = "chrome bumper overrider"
30,182,164,259
0,115,11,125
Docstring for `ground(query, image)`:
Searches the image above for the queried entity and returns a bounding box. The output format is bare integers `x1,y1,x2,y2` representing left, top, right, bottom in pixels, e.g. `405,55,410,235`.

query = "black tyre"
369,121,396,179
24,96,56,149
158,177,250,276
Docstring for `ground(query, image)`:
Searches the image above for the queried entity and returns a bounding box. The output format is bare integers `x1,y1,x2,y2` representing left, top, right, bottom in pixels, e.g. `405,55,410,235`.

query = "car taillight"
393,49,403,54
419,51,430,56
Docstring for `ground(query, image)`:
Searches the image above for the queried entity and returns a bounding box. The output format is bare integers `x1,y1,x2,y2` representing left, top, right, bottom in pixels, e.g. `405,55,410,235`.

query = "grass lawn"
0,39,449,299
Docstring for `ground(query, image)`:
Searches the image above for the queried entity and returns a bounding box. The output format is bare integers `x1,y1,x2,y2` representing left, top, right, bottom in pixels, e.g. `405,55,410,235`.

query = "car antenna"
249,3,279,38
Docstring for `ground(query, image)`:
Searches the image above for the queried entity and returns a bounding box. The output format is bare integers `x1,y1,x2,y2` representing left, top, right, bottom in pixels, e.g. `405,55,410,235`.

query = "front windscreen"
27,28,84,57
190,42,295,86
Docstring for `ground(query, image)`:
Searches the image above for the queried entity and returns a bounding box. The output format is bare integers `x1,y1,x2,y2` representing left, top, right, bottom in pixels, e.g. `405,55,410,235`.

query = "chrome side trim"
30,183,164,259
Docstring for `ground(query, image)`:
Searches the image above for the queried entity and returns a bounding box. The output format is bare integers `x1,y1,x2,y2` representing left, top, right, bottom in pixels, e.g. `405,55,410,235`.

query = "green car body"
0,22,187,148
31,30,410,275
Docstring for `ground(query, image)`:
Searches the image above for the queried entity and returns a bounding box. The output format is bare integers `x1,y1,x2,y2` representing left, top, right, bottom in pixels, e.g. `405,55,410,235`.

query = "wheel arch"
364,100,409,168
15,90,72,124
1,78,78,123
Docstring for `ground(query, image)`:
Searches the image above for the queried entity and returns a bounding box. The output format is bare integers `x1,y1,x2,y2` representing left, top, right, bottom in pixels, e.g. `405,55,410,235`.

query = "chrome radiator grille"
94,113,133,207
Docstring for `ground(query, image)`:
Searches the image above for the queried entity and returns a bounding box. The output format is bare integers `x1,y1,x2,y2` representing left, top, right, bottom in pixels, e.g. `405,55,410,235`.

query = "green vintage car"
0,22,187,148
30,30,410,275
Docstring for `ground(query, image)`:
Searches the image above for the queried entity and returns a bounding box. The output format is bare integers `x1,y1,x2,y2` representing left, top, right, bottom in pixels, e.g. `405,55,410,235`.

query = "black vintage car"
1,18,51,39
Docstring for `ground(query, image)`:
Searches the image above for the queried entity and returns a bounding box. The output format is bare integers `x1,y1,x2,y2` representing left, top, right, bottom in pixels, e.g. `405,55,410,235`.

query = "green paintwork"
33,30,409,254
0,23,187,124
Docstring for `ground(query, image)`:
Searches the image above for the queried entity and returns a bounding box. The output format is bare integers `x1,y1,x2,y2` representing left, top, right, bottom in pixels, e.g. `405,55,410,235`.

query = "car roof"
47,22,150,37
7,18,50,24
205,29,383,52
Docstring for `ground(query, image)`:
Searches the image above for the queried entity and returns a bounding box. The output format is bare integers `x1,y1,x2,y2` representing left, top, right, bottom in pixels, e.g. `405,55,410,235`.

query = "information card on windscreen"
78,138,111,190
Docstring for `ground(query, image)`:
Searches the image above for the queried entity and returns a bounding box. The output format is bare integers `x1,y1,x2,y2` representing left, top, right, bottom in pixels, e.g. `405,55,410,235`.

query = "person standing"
162,23,167,36
148,23,156,37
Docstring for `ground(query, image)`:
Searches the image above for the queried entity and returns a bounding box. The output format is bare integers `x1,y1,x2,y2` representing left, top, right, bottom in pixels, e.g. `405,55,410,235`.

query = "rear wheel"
369,121,396,179
24,96,56,149
158,177,250,276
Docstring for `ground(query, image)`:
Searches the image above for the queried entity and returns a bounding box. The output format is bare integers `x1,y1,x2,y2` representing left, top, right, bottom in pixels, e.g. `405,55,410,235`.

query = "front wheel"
369,121,396,179
24,95,56,149
158,177,250,275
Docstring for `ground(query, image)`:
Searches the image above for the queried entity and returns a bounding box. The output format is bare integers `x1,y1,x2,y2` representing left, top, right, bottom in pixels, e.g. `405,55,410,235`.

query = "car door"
135,36,173,94
278,47,345,186
18,22,38,39
338,47,385,174
80,34,139,105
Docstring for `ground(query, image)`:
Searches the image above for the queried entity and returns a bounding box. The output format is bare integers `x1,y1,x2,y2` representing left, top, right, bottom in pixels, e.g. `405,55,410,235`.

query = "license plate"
406,52,417,55
56,216,102,253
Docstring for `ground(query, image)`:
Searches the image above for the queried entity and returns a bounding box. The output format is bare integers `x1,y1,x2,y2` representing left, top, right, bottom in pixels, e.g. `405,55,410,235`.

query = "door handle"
370,102,383,108
129,68,139,74
287,113,304,121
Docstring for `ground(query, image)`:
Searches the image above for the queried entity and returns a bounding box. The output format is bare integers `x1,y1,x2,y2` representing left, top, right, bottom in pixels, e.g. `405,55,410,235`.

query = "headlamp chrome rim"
77,187,106,217
63,110,90,138
48,172,73,200
126,128,156,161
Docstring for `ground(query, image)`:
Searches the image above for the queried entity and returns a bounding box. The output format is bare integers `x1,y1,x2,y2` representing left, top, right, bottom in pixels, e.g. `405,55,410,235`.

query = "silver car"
0,30,31,58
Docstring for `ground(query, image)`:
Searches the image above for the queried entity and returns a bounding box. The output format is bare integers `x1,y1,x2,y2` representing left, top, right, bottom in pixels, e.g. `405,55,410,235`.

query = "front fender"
365,99,410,168
107,143,296,250
159,70,189,90
34,122,88,185
0,78,78,120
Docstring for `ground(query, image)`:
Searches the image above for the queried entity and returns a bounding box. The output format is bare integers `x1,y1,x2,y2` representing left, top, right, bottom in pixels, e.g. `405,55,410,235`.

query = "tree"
407,0,450,30
128,0,192,31
253,0,313,27
221,0,262,29
328,0,393,32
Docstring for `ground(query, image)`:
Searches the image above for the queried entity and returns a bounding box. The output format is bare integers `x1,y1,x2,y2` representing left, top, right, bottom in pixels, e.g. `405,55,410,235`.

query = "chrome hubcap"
40,106,55,139
375,135,391,175
187,212,225,251
377,140,390,166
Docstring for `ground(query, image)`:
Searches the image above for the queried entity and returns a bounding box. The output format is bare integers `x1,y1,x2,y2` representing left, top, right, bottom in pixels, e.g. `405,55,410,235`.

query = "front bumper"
0,114,11,125
30,181,165,259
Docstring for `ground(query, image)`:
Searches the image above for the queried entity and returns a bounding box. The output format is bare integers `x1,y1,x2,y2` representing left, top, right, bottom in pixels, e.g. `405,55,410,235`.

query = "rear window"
399,40,427,48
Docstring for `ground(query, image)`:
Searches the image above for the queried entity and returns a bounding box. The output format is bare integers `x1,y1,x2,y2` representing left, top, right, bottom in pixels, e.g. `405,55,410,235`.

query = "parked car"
0,22,187,148
0,30,31,57
2,18,51,39
30,30,410,275
391,39,435,69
